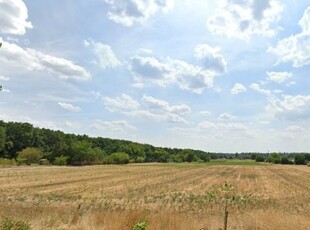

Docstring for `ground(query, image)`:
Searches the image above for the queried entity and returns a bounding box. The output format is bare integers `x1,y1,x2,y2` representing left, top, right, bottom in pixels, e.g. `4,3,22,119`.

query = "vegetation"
0,164,309,229
207,183,250,230
0,217,31,230
132,220,148,230
17,147,43,165
0,120,308,166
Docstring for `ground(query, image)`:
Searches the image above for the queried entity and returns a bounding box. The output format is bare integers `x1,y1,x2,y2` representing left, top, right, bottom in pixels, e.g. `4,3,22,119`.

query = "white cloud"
84,40,121,69
125,110,188,124
1,88,10,93
65,121,80,128
199,111,212,116
267,71,292,83
267,95,310,121
129,52,224,93
250,83,272,96
198,121,248,131
102,93,140,112
218,113,234,120
104,0,173,26
0,0,32,35
0,39,91,81
142,95,191,114
58,102,81,112
0,76,10,81
285,125,304,132
207,0,283,40
91,120,136,131
268,6,310,67
194,44,227,73
231,83,246,94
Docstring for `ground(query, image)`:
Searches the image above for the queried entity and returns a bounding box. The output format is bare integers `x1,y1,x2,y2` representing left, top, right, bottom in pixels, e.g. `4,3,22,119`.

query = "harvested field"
0,163,309,229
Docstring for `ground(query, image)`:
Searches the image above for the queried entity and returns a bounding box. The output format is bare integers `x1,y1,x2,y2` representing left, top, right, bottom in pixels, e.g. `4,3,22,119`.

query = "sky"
0,0,310,152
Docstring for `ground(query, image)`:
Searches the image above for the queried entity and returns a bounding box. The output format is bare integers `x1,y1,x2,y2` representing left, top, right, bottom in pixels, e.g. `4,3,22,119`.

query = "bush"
17,147,43,165
294,154,306,165
106,152,130,164
135,156,145,163
280,157,291,164
0,158,15,167
0,217,31,230
53,155,69,165
255,156,265,162
132,220,148,230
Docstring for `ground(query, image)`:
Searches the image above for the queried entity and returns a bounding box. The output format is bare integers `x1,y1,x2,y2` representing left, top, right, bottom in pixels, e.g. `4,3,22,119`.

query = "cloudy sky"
0,0,309,152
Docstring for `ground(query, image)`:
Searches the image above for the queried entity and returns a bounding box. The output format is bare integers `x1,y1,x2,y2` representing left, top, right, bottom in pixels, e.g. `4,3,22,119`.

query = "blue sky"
0,0,309,152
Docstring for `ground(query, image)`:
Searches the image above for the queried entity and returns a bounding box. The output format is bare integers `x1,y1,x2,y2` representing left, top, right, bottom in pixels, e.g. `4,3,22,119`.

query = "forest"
0,120,309,166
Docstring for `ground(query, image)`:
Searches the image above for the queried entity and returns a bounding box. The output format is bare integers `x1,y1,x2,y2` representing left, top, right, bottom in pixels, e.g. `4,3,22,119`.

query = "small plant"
132,220,148,230
206,182,250,230
0,217,31,230
53,155,69,165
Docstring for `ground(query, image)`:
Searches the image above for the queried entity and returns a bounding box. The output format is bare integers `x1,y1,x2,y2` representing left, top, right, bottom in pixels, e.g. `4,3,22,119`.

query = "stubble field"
0,163,309,230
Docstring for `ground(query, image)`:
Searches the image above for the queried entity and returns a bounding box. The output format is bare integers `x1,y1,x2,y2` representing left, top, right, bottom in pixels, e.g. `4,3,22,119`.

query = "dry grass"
0,163,309,229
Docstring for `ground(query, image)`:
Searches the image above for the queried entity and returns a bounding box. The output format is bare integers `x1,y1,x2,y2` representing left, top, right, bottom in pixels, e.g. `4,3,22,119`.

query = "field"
0,162,309,230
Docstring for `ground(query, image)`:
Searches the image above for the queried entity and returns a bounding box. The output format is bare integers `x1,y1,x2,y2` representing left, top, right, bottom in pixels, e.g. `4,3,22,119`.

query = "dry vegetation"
0,163,309,229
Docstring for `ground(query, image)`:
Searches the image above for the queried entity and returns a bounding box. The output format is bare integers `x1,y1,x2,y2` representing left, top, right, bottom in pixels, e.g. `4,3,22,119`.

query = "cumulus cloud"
285,125,304,132
199,111,212,116
129,46,226,93
231,83,246,94
104,0,173,26
91,120,136,131
0,76,10,81
198,121,248,131
267,71,293,83
194,44,227,73
102,93,140,112
58,102,81,112
218,113,234,120
207,0,283,40
266,95,310,121
0,0,32,35
250,83,272,96
125,109,188,124
142,95,191,114
268,6,310,67
103,94,190,124
0,39,91,81
84,40,121,69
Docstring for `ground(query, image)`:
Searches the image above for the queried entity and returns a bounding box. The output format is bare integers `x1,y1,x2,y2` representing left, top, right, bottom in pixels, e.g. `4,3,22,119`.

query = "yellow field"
0,163,309,230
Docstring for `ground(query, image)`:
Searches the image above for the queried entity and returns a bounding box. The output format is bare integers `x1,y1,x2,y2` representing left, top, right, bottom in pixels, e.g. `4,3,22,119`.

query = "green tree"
70,140,93,165
53,155,69,165
18,147,43,165
280,156,290,164
106,152,130,164
154,149,170,162
5,122,34,158
294,154,306,165
0,126,5,157
255,155,265,162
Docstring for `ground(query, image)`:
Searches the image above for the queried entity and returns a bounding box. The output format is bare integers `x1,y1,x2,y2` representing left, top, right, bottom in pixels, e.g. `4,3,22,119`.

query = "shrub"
255,156,265,162
0,217,31,230
294,154,306,165
106,152,130,164
39,159,49,165
280,157,290,164
17,147,43,165
135,156,145,163
53,155,69,165
132,220,148,230
0,158,15,167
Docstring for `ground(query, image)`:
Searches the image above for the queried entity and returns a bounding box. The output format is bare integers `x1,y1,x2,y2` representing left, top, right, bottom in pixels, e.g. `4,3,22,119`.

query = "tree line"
0,120,211,165
0,120,309,166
